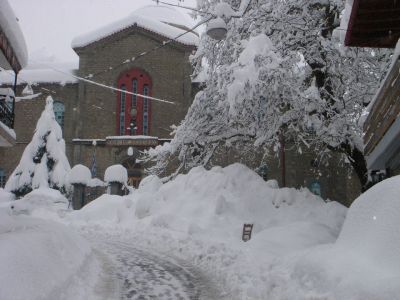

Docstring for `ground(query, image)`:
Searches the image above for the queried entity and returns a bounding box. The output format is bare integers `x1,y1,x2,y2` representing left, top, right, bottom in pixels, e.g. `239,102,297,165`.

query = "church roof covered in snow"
0,0,28,70
71,5,198,49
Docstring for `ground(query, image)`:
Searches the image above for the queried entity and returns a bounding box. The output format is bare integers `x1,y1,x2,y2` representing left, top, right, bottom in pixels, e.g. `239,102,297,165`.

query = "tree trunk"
340,142,372,192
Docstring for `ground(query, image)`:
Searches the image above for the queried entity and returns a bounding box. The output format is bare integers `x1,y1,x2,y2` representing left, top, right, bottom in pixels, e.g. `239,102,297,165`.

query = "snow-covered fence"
86,178,107,203
68,164,91,209
68,165,107,208
104,164,128,196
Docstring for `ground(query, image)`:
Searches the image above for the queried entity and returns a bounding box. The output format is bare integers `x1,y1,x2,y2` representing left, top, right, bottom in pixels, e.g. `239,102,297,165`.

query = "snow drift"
0,209,95,300
264,175,400,300
71,164,345,248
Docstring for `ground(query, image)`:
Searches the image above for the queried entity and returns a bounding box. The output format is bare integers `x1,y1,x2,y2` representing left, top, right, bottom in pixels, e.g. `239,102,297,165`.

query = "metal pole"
280,131,286,187
11,71,17,128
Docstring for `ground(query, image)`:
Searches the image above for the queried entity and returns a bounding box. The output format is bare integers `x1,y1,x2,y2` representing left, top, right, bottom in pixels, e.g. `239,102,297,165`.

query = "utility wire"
29,61,177,105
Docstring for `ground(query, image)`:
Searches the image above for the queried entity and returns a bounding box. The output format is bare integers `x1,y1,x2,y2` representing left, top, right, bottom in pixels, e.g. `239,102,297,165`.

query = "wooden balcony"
0,89,15,129
364,57,400,158
345,0,400,48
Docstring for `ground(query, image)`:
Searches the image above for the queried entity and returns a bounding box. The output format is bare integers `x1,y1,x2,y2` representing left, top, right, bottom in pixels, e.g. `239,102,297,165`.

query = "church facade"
0,6,198,188
0,5,362,205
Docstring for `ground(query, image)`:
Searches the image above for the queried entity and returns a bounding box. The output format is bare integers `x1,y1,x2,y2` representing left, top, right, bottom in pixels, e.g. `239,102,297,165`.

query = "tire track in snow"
87,235,221,300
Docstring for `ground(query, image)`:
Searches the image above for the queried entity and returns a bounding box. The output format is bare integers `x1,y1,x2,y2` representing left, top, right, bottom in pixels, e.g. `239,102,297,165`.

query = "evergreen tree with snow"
5,96,71,198
150,0,392,191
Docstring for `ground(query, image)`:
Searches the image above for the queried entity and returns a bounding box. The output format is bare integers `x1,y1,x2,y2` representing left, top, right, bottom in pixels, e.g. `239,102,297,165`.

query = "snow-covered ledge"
0,121,16,147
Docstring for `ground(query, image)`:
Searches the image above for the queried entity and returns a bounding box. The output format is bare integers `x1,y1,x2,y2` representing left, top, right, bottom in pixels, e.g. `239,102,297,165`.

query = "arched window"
132,79,137,108
117,69,152,136
143,85,149,135
119,85,126,135
0,168,6,188
53,101,65,129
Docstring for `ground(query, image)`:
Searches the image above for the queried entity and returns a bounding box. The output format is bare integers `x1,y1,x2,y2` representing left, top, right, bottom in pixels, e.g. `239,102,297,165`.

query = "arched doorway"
122,157,143,188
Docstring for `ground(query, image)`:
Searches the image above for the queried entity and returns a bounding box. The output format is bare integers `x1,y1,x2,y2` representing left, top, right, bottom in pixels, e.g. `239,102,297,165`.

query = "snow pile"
104,164,128,184
68,164,92,185
131,164,344,245
72,5,198,48
9,188,69,217
0,188,15,203
71,163,345,250
0,209,97,300
337,176,400,271
260,176,400,299
0,0,28,68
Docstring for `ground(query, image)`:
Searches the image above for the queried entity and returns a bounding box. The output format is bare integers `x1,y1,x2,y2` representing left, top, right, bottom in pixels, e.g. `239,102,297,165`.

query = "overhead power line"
29,62,176,105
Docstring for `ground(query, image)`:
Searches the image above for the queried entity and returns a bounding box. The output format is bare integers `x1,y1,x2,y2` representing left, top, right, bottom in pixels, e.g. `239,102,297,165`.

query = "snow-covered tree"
5,96,71,197
149,0,391,191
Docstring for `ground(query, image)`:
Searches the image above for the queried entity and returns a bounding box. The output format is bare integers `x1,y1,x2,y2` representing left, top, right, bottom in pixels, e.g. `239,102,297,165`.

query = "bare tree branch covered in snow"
5,96,71,198
148,0,392,190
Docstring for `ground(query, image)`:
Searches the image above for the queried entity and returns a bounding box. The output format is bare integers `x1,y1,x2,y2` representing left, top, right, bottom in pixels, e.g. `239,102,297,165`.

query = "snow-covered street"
2,164,400,299
87,231,222,300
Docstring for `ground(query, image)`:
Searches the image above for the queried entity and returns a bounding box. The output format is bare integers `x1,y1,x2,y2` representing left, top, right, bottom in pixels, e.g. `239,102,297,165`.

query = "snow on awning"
0,0,28,69
71,6,198,49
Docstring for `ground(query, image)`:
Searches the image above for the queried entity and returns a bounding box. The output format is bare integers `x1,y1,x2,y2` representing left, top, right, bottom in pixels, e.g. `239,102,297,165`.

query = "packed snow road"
86,233,221,300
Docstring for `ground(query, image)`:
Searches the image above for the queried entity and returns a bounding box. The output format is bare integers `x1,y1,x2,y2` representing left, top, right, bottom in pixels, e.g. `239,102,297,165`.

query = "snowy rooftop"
0,68,77,85
72,5,198,49
0,0,28,68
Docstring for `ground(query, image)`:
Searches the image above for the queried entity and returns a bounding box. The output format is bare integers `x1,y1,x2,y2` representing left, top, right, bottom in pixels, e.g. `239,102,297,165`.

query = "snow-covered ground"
1,163,400,299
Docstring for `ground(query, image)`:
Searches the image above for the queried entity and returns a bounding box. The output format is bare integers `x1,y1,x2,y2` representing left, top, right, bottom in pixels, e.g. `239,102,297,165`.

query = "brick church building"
0,5,362,205
0,5,198,188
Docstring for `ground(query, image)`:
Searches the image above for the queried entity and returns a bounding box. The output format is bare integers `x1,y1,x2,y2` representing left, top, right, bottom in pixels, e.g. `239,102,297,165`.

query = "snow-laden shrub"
5,96,71,197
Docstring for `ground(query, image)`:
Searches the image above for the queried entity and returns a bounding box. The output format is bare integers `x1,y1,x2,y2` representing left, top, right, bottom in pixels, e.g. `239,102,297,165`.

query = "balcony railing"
0,89,15,129
364,58,400,156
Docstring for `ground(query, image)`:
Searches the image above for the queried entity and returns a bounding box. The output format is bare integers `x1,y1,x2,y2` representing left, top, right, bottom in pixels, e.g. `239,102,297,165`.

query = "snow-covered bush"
5,96,71,197
68,164,91,185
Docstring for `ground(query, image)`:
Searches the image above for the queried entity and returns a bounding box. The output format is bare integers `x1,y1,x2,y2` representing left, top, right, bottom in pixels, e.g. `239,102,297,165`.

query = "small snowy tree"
5,96,71,198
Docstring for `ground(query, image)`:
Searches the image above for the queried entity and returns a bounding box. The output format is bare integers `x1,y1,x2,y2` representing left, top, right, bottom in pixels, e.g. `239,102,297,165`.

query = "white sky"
9,0,197,68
